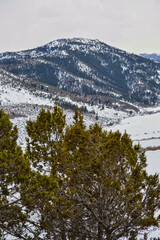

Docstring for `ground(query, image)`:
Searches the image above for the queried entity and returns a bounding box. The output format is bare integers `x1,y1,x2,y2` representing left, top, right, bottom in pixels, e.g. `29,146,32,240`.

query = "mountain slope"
140,53,160,63
0,38,160,106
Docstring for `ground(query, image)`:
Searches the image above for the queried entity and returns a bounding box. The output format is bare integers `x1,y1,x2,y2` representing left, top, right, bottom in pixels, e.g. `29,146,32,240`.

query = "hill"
0,38,160,107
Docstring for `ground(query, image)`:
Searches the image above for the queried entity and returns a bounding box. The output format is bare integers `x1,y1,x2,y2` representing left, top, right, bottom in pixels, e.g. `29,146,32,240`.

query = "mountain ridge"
0,38,160,109
140,53,160,63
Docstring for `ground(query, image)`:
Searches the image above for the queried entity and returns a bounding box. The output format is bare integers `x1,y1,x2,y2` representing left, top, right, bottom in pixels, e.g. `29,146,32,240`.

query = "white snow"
146,150,160,175
0,84,54,106
107,112,160,143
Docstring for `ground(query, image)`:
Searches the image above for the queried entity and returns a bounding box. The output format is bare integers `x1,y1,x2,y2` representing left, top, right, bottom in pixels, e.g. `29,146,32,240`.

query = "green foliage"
26,105,66,171
1,106,160,239
25,106,160,239
0,109,30,239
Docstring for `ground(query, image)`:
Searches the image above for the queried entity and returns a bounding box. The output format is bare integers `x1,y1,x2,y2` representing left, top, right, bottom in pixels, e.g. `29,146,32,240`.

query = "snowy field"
146,150,160,175
107,111,160,147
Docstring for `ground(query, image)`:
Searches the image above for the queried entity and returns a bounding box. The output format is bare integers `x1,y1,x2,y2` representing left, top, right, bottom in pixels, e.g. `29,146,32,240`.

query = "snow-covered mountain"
0,38,160,107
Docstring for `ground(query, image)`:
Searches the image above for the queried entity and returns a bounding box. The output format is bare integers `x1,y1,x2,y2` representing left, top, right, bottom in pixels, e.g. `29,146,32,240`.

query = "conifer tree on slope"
25,106,65,239
0,109,30,239
26,106,160,240
0,109,57,240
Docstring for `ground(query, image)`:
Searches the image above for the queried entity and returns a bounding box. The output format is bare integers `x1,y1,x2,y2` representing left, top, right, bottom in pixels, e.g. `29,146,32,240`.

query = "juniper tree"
0,109,30,239
25,106,65,239
25,106,160,240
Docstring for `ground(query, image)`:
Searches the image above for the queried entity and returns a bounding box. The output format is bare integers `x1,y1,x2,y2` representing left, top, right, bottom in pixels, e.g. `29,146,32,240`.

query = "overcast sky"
0,0,159,54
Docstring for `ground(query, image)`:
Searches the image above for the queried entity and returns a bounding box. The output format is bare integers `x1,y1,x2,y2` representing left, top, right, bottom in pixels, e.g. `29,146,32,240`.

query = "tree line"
0,106,160,240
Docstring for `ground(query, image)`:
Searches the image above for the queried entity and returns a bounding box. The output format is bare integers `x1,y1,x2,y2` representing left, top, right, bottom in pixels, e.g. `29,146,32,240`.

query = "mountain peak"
0,38,160,107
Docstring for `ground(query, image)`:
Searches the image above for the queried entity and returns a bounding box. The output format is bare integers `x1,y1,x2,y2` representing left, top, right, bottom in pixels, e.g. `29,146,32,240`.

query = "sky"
0,0,160,54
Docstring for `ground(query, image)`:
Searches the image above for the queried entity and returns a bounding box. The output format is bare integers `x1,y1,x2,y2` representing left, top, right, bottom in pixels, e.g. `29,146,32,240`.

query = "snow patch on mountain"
0,69,55,106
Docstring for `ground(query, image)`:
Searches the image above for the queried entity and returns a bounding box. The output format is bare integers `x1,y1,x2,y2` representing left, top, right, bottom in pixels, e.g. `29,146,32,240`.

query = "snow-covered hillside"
1,38,160,107
0,68,54,106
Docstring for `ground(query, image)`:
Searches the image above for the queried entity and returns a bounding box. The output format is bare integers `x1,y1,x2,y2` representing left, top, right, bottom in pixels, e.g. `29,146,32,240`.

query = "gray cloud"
0,0,159,53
